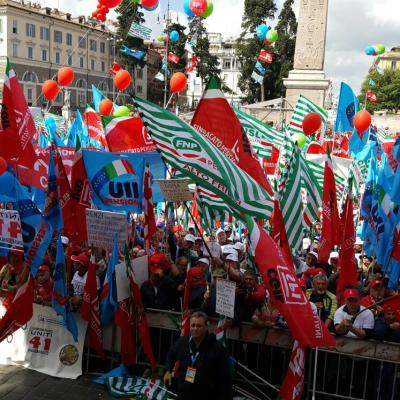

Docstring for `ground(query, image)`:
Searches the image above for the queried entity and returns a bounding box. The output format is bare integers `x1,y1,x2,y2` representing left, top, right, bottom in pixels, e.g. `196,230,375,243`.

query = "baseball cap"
216,228,225,236
149,265,163,275
226,253,238,262
189,267,205,278
344,289,360,300
197,258,210,266
329,251,339,260
61,236,69,245
308,251,318,260
149,252,170,271
71,253,89,266
38,265,50,272
184,234,195,243
369,279,383,288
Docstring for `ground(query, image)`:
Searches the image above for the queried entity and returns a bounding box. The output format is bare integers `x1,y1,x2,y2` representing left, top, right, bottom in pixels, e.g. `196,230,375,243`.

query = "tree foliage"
359,67,400,113
167,23,188,73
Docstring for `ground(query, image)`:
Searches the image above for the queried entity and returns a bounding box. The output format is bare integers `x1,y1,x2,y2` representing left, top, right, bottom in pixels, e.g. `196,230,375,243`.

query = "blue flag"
44,146,63,231
349,126,381,161
334,82,359,132
369,79,376,86
14,179,53,277
100,234,119,326
120,45,145,60
52,235,78,341
45,116,64,147
92,84,106,113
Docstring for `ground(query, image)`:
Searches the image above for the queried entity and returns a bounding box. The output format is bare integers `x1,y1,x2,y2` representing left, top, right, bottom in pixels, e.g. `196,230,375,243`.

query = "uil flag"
144,164,157,251
81,254,104,357
318,150,340,263
367,91,378,103
245,216,336,348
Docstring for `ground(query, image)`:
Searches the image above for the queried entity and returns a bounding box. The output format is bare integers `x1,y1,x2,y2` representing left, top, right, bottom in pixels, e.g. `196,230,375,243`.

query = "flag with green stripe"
105,376,169,399
133,97,274,220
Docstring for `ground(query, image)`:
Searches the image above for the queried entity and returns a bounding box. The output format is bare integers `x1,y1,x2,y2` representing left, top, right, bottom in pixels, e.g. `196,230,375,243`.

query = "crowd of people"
0,220,399,345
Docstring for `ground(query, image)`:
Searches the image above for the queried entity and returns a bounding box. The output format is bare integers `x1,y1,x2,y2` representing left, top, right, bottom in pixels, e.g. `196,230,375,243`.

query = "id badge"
185,367,197,383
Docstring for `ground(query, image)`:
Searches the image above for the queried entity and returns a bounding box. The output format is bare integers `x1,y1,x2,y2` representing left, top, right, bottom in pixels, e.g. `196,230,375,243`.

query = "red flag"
0,268,33,344
114,298,136,366
103,116,156,153
367,91,378,103
191,77,273,195
144,165,157,251
84,106,108,149
318,153,340,263
247,217,336,348
270,198,293,266
167,52,180,64
279,340,306,400
186,55,197,72
81,255,104,357
382,294,400,321
258,50,273,64
337,190,357,298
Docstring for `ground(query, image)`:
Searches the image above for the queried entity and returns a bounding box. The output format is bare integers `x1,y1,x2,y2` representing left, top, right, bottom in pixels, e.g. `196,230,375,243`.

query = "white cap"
355,237,364,245
329,251,339,259
308,251,318,259
226,253,238,262
61,236,69,245
234,242,245,252
223,245,237,255
184,234,195,243
216,228,225,236
197,258,210,266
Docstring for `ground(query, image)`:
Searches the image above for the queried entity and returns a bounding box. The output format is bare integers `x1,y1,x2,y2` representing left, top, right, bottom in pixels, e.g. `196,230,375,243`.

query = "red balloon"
163,34,169,42
354,110,372,134
97,12,106,22
0,157,7,176
42,80,59,101
264,39,273,46
302,112,322,135
114,69,132,90
170,72,187,93
91,10,98,18
98,4,109,13
99,99,114,116
57,67,74,86
98,0,121,8
141,0,158,7
189,0,208,16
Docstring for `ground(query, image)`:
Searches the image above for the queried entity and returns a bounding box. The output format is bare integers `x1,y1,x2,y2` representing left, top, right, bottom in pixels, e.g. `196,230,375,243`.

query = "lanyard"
188,337,200,365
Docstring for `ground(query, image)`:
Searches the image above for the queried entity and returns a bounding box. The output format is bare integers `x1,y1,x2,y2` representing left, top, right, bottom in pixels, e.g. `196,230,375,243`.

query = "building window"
66,33,72,46
27,46,33,59
12,44,17,57
55,52,60,64
54,30,62,43
68,54,72,66
78,93,86,104
137,85,143,94
42,49,47,61
26,23,36,38
100,42,105,53
76,79,87,89
91,59,95,70
12,20,17,34
137,68,143,79
223,59,231,69
90,39,97,51
391,61,397,70
0,19,3,33
80,57,84,68
101,61,105,72
40,26,49,40
78,36,86,49
55,92,62,103
27,88,32,101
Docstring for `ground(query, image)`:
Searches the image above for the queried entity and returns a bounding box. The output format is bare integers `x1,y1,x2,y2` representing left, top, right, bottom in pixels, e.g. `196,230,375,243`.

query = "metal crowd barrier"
89,309,400,400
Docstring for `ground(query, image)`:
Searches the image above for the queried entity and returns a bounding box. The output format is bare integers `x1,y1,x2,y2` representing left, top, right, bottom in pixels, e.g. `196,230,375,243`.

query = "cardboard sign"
128,22,152,40
86,209,128,250
216,279,236,318
0,210,23,248
156,179,192,202
0,303,87,379
115,262,130,302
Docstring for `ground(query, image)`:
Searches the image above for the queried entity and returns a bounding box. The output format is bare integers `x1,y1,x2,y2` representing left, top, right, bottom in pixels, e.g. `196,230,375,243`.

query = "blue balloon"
364,46,376,56
0,172,15,197
183,0,195,17
143,3,158,11
256,24,269,40
170,30,180,42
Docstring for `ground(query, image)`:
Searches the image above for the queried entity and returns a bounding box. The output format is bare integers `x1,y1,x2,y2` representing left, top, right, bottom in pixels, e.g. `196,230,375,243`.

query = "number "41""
29,336,51,352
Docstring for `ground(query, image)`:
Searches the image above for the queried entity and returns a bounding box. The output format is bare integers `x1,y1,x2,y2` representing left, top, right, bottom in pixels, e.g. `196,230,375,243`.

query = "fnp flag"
83,151,144,213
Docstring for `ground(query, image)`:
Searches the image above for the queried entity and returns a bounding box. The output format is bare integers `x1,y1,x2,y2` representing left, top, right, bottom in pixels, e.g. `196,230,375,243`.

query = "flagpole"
163,0,170,108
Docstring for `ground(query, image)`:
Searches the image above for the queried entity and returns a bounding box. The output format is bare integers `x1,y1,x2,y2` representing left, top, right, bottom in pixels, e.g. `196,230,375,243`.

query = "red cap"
71,253,88,266
189,267,204,278
304,267,326,279
149,265,163,275
344,289,360,300
369,279,383,288
149,252,170,271
38,265,50,272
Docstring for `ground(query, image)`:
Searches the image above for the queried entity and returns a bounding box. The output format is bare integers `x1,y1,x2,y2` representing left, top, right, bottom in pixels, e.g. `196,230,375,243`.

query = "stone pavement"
0,364,122,400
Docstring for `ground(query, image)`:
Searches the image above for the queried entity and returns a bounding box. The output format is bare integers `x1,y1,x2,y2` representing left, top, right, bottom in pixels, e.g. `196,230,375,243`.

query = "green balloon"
114,106,130,117
201,1,213,18
157,34,164,42
293,133,307,149
375,44,385,55
131,0,140,3
266,29,278,43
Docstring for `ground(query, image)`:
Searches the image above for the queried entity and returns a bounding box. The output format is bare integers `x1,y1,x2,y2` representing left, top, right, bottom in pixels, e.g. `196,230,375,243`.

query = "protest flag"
144,164,157,251
81,254,104,357
318,149,340,263
52,235,78,341
0,266,33,344
84,105,108,149
334,82,359,133
367,91,378,103
191,77,273,195
245,216,336,348
67,111,87,148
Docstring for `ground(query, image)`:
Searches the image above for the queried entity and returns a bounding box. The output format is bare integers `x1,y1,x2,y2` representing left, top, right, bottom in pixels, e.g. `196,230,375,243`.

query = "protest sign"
115,262,130,302
156,179,192,202
0,303,87,379
132,255,148,287
128,22,152,40
86,209,128,250
216,279,236,318
0,210,23,248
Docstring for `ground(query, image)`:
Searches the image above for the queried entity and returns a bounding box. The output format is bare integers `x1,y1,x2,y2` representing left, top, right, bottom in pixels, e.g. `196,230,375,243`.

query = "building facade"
186,32,243,109
0,0,147,112
376,46,400,72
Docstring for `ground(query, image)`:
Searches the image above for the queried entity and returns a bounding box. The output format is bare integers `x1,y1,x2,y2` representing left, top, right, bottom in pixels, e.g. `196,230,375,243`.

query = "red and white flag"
81,254,104,357
258,50,273,64
143,164,157,251
84,106,108,149
167,52,180,64
367,91,378,103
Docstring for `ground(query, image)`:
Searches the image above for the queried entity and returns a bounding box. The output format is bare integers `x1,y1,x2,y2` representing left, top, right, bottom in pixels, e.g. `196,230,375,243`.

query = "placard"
115,262,130,302
0,303,87,379
0,210,23,247
156,179,192,202
216,279,236,318
86,209,128,250
128,22,152,40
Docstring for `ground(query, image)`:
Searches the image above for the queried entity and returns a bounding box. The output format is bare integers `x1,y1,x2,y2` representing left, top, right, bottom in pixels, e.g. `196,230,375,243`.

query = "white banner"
128,22,152,40
86,209,128,250
0,210,23,248
216,279,236,318
0,303,87,379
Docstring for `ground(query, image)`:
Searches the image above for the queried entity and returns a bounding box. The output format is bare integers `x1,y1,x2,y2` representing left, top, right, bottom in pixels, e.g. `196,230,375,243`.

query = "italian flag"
105,160,135,180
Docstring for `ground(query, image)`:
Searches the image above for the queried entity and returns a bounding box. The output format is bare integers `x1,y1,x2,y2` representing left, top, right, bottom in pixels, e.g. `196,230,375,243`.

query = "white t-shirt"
71,271,101,297
334,304,375,338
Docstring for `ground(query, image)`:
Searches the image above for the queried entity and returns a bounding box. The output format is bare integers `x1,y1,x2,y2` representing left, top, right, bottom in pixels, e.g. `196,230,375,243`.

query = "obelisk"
283,0,330,108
